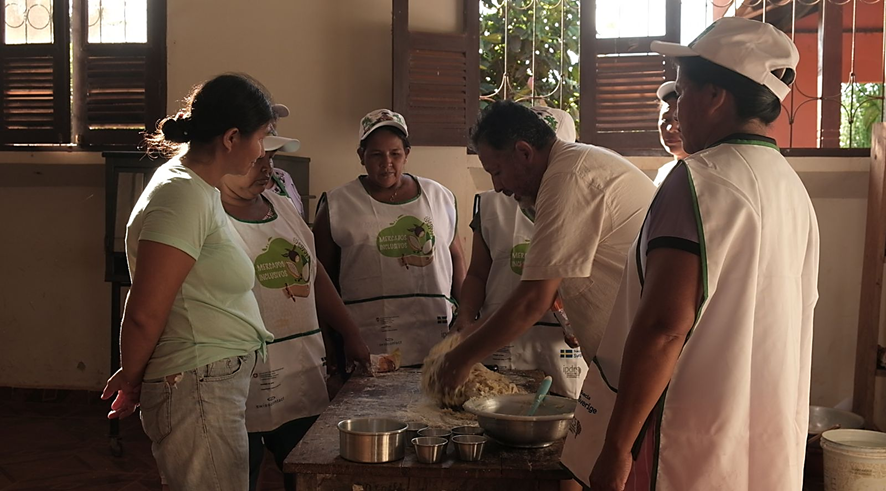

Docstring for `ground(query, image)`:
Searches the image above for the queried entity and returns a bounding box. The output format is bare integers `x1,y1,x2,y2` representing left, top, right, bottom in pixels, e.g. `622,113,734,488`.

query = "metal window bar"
480,0,885,149
3,1,55,44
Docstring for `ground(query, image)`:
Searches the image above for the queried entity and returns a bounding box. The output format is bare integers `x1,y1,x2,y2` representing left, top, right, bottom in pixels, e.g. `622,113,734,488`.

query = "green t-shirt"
126,160,273,380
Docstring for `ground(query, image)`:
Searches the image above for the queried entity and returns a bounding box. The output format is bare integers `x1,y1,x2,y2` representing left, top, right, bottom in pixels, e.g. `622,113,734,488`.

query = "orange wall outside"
769,1,884,148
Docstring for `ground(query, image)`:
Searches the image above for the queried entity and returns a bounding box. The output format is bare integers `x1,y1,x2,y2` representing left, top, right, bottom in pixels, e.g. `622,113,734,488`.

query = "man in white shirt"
435,101,655,390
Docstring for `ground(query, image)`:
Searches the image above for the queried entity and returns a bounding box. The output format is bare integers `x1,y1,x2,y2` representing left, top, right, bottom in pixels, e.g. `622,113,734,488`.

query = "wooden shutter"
0,0,71,145
392,0,478,147
580,0,680,154
76,0,166,148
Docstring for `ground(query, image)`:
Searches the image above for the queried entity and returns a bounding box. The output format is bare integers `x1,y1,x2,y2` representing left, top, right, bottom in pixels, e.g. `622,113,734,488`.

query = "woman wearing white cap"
452,106,587,398
313,109,466,366
218,136,371,490
560,17,819,491
263,103,309,219
652,81,688,186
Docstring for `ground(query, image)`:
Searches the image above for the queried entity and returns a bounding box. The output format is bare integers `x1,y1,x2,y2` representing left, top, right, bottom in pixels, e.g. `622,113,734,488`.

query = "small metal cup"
412,436,447,464
417,427,451,453
452,434,487,462
405,422,428,445
451,425,484,437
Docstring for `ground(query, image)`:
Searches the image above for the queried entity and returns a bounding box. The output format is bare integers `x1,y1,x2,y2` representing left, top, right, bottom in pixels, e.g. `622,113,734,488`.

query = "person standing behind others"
219,138,371,491
452,105,587,398
560,18,819,491
434,101,655,392
653,81,689,186
313,109,467,366
264,103,307,219
101,74,276,491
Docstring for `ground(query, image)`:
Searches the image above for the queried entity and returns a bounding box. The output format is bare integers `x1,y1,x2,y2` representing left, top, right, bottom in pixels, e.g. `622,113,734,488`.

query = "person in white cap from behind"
451,106,587,400
652,81,689,186
560,17,819,491
262,104,306,219
312,109,466,367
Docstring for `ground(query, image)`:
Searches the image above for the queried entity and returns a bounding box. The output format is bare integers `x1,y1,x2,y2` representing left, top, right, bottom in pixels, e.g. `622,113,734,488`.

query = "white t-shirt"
521,139,656,360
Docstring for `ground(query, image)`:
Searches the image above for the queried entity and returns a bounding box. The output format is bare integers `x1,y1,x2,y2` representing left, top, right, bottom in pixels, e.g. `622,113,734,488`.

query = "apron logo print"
510,241,531,275
254,237,312,299
577,397,598,415
436,315,448,324
377,215,436,268
563,365,582,378
560,348,581,359
568,417,582,436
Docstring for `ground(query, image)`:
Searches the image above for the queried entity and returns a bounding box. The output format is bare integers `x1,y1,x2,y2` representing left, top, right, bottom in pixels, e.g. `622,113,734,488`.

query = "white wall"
0,1,879,413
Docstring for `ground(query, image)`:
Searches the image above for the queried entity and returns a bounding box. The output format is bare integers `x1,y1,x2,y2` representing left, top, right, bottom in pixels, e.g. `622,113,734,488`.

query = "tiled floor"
0,388,285,490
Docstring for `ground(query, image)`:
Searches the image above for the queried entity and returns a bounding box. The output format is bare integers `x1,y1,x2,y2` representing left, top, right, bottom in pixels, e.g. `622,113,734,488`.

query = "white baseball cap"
651,17,799,101
359,109,409,141
263,135,300,153
531,106,576,142
272,104,290,118
263,103,300,152
656,81,677,102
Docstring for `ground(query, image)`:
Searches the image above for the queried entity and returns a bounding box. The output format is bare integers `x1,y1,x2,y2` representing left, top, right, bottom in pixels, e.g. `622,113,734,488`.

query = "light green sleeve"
138,179,214,260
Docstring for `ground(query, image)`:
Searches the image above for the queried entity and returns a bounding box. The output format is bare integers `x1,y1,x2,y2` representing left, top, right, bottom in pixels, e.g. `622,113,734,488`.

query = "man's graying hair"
470,101,556,152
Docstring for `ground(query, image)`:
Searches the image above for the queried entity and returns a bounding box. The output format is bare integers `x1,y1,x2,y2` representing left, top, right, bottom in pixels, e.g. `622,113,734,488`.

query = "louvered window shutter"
580,0,680,154
392,0,479,147
76,0,166,148
0,0,71,145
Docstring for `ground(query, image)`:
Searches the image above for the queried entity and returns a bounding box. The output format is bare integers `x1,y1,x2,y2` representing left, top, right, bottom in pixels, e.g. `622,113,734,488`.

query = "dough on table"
421,333,522,407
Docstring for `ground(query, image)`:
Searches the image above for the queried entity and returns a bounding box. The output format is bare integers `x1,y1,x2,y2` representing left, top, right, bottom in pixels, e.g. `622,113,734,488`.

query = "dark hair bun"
161,117,193,143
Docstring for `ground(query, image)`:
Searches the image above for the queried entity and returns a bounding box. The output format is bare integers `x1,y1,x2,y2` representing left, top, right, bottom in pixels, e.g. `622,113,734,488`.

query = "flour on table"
421,333,523,407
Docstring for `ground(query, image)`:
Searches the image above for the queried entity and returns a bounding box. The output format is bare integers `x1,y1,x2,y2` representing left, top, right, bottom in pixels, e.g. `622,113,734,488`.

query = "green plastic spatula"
526,375,553,417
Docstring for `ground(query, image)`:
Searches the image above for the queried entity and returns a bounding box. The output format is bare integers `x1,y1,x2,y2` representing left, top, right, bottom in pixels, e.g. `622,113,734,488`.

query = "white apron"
326,175,456,366
476,191,587,398
561,140,819,490
227,191,329,433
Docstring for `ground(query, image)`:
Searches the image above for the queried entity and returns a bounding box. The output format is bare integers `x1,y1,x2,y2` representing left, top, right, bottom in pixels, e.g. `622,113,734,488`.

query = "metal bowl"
809,406,864,434
463,394,576,448
405,421,429,444
338,418,407,463
412,436,448,464
452,434,487,461
452,425,484,437
417,427,451,452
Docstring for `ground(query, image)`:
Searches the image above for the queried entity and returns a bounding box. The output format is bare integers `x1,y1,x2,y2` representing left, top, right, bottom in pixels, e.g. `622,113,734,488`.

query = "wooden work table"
284,368,572,490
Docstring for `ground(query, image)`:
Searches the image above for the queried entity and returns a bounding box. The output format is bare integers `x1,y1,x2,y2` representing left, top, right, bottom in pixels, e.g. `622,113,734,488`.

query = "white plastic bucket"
820,429,886,491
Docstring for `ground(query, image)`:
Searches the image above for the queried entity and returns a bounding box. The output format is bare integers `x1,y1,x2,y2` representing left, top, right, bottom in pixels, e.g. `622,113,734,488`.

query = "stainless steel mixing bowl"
808,406,864,434
463,394,576,448
338,418,407,463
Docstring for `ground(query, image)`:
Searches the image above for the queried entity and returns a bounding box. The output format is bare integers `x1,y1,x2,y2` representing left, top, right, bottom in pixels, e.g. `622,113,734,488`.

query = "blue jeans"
140,352,256,491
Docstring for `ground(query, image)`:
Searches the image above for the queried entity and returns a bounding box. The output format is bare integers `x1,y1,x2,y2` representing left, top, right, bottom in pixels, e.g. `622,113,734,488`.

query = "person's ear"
707,84,729,117
357,147,366,166
514,141,534,164
222,128,240,152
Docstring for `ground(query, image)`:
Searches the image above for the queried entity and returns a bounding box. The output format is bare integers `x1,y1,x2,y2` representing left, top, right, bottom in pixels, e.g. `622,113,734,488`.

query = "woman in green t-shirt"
102,73,275,491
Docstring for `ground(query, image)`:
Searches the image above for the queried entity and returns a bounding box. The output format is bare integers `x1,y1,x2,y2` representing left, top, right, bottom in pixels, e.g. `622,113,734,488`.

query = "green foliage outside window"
840,83,884,148
479,0,581,132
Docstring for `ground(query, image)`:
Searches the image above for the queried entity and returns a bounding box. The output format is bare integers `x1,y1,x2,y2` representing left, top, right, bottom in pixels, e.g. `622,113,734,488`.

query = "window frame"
0,0,166,151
